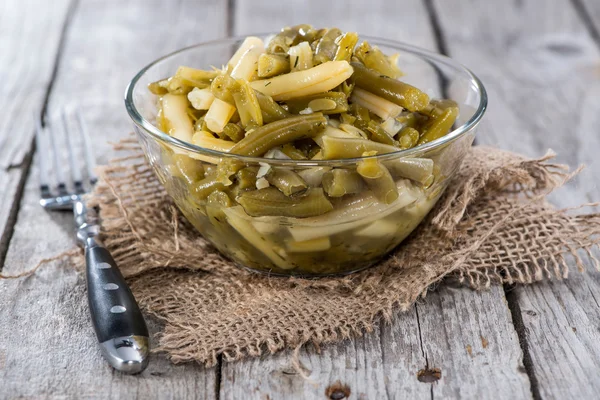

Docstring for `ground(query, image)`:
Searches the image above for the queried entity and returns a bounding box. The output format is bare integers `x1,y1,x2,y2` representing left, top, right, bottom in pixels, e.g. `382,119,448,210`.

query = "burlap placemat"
23,137,600,366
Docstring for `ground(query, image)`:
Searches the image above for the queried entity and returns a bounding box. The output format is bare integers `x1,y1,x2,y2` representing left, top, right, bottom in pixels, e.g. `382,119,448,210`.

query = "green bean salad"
148,25,460,275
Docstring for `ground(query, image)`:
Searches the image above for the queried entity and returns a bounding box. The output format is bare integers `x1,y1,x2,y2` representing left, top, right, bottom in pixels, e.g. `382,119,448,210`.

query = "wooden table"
1,0,599,398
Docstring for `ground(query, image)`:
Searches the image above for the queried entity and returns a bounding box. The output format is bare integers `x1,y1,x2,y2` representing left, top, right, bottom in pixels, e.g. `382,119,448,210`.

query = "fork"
35,107,150,374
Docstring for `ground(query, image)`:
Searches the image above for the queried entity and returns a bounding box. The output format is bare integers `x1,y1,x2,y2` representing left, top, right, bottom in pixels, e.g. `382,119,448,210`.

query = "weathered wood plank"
577,0,600,40
416,285,532,398
0,0,71,269
0,0,71,168
0,0,227,398
0,171,23,260
222,1,530,398
515,273,600,398
432,0,600,397
221,313,428,399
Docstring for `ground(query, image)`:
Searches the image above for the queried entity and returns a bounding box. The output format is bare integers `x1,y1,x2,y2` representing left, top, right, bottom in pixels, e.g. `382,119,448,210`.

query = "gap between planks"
571,0,600,45
221,1,530,399
0,0,79,273
430,0,600,397
0,0,229,398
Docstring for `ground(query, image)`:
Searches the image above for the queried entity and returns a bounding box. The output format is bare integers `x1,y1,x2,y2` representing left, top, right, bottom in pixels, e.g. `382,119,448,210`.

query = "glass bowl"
124,35,487,277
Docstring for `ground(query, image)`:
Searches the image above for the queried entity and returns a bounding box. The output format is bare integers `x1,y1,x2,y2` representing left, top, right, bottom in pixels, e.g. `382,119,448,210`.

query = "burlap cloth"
79,138,600,366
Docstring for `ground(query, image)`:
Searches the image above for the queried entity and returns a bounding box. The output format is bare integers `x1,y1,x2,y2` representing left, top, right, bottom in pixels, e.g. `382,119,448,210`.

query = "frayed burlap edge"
4,137,600,368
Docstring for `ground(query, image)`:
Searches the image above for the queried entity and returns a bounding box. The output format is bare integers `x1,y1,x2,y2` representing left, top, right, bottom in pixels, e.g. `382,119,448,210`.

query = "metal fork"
35,107,150,374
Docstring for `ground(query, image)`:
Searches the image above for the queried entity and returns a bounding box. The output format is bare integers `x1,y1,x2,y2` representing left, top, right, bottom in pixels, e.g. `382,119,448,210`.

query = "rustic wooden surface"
1,0,599,399
225,1,529,399
0,0,226,399
433,0,600,398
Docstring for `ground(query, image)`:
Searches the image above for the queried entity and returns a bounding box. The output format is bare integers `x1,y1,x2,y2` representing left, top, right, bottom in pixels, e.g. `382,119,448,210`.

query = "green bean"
258,53,290,78
313,28,342,64
212,74,263,130
366,120,395,145
417,106,459,145
212,126,229,140
215,115,326,185
396,112,417,128
215,159,244,186
266,168,308,196
251,61,353,101
237,187,333,217
266,37,293,55
353,41,402,78
192,130,235,152
156,108,168,132
223,123,245,142
222,208,293,269
350,87,403,120
229,113,327,157
281,143,308,160
193,173,226,200
285,92,348,115
207,190,233,207
349,103,373,139
194,115,209,132
186,107,205,124
266,26,306,54
334,32,359,61
384,157,434,185
350,103,371,125
357,152,399,204
320,136,399,159
432,99,459,109
397,127,419,149
172,154,205,184
293,24,320,42
310,28,328,46
340,112,356,125
421,99,460,118
322,169,365,197
210,74,235,104
206,190,232,229
155,67,217,96
235,166,259,190
148,80,168,95
350,62,430,112
338,81,354,97
163,77,192,95
255,91,290,123
174,66,218,88
231,79,263,130
285,236,331,253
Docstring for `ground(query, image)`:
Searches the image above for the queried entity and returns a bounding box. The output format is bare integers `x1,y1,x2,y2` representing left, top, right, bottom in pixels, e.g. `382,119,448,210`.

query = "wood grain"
2,0,598,397
0,0,227,398
578,0,600,40
416,285,531,398
432,0,600,397
222,1,531,398
0,0,72,168
220,286,531,399
220,310,431,400
0,0,72,270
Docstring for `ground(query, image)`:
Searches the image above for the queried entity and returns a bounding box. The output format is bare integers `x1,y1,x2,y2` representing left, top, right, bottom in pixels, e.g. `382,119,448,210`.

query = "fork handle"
85,239,150,374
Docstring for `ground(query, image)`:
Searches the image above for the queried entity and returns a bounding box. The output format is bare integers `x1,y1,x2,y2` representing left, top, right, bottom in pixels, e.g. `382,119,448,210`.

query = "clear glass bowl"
124,35,487,277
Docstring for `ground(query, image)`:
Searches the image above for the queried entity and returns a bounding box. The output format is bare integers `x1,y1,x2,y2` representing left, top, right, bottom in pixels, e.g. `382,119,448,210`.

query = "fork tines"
35,106,98,210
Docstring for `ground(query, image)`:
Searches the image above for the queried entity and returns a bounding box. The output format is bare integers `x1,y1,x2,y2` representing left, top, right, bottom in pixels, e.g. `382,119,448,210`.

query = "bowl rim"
124,33,487,166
